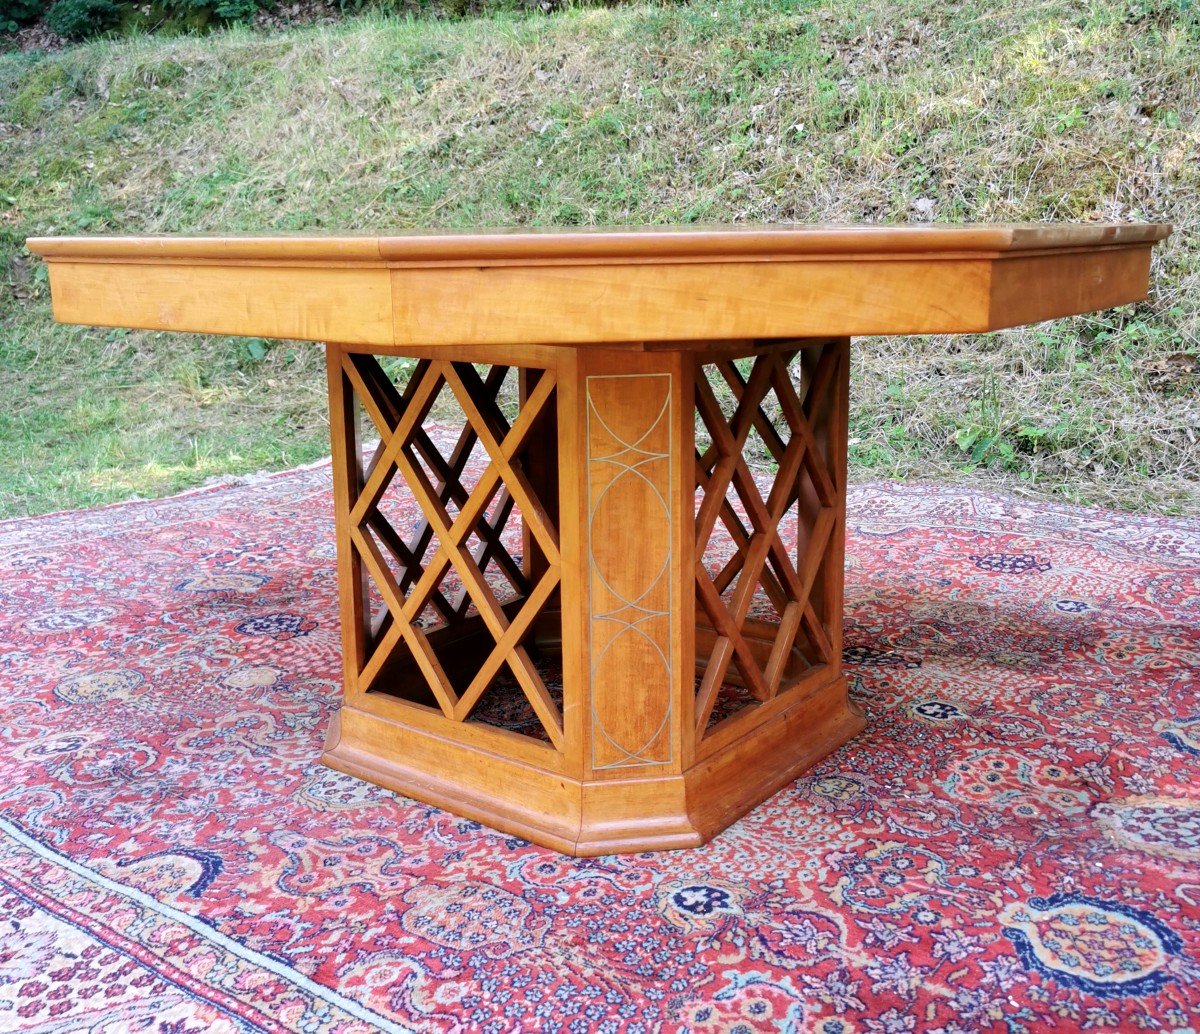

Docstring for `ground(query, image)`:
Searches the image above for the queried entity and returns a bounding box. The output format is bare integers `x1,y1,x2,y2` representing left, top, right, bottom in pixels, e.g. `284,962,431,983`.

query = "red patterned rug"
2,460,1198,1033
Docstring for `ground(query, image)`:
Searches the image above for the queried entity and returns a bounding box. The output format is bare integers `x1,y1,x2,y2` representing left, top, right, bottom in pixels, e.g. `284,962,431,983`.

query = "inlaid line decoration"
586,373,674,770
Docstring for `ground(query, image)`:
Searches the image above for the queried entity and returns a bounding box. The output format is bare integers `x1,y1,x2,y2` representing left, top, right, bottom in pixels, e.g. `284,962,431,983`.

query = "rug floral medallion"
1,454,1197,1033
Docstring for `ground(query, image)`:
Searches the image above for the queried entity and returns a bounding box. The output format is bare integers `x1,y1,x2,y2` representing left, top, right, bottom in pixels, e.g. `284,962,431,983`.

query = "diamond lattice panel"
340,354,564,750
693,348,842,736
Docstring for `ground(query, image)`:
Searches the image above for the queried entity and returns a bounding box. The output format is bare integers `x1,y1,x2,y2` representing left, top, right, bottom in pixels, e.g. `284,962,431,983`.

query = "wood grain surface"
29,223,1170,345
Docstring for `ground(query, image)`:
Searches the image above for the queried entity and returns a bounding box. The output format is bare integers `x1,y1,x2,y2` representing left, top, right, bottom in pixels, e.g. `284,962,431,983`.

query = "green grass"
2,0,1198,518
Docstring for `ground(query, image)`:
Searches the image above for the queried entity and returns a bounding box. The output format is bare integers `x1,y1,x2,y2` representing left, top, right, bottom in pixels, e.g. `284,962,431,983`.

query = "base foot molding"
323,675,862,856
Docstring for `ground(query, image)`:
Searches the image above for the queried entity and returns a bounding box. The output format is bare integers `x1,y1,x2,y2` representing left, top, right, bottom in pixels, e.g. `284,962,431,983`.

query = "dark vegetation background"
2,0,1197,518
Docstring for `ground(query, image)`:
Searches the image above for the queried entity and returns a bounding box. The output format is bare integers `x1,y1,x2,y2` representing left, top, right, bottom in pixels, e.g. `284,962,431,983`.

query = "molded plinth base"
322,675,864,856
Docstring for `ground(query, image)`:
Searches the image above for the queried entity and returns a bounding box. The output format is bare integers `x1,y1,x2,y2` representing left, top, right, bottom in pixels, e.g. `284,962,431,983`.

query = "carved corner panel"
585,372,675,771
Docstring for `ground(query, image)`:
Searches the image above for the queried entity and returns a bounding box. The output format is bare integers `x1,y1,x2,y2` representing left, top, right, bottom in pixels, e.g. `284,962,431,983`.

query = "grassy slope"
1,0,1198,519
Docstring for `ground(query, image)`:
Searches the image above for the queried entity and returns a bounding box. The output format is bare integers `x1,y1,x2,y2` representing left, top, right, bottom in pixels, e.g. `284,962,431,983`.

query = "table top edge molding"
26,222,1172,266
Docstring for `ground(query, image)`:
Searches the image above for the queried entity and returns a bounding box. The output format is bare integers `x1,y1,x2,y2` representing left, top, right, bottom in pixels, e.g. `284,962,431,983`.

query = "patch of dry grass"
1,0,1197,517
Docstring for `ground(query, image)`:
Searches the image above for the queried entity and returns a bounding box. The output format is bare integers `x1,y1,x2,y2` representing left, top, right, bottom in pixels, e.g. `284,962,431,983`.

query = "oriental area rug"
1,456,1198,1033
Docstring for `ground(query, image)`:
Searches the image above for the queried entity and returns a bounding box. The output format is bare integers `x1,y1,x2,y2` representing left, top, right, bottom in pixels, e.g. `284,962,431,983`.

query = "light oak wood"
30,223,1170,347
573,349,692,778
319,335,865,851
29,223,1170,855
327,345,369,693
27,222,1169,263
44,261,393,345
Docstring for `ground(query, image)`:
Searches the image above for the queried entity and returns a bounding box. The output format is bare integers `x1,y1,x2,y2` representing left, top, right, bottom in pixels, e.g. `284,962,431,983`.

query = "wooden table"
28,224,1170,855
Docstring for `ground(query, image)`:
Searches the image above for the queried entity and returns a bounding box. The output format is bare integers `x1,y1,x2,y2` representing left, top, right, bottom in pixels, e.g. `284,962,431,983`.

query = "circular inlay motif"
1000,894,1183,997
589,472,670,601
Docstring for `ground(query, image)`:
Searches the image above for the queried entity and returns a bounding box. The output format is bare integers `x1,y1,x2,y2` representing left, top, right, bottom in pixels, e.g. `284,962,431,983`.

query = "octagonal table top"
27,223,1172,346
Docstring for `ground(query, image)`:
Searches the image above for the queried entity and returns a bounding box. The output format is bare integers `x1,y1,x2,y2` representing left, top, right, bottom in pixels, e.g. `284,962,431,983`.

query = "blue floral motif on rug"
1,463,1197,1033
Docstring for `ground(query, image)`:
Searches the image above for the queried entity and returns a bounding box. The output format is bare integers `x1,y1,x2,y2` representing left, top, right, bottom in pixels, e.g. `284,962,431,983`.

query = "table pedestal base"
321,337,863,855
325,675,862,854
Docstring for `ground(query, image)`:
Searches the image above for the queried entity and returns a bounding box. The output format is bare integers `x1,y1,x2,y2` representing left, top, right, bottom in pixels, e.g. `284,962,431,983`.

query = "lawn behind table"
1,0,1197,519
